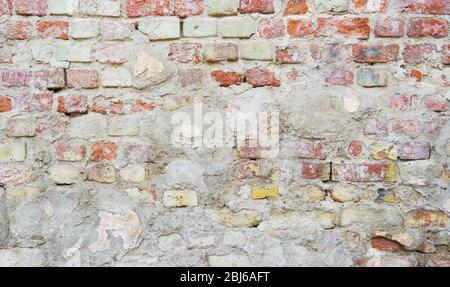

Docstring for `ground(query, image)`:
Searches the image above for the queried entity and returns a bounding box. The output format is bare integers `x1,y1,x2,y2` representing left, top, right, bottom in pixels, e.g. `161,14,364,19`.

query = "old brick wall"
0,0,449,267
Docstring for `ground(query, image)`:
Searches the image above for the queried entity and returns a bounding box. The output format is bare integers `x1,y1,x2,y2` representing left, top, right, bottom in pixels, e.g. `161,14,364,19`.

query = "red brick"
352,44,399,63
20,92,53,112
400,0,450,15
280,137,326,159
124,144,156,163
392,118,422,138
408,18,448,38
57,95,88,114
211,70,243,87
134,100,156,112
1,69,32,87
239,0,274,14
91,142,118,161
91,97,125,115
316,17,370,39
363,117,388,136
425,116,448,135
0,0,12,15
4,20,33,40
0,95,12,112
34,69,65,89
410,68,423,82
403,44,437,64
375,18,404,37
259,18,285,38
245,67,280,87
284,0,308,14
301,163,324,179
326,69,354,86
348,141,363,157
287,19,315,37
423,94,448,112
442,45,450,64
388,95,410,111
352,0,387,13
371,237,404,252
36,21,69,40
15,0,47,16
398,142,431,160
174,0,204,17
56,140,87,162
126,0,172,17
406,210,449,228
67,69,100,89
275,42,311,64
332,162,397,182
237,139,273,160
168,42,202,64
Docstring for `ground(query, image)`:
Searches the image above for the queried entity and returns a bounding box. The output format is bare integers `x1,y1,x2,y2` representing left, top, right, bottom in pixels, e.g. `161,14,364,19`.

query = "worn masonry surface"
0,0,449,267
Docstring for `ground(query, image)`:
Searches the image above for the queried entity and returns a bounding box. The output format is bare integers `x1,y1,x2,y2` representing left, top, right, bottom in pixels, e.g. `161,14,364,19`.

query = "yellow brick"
251,186,279,200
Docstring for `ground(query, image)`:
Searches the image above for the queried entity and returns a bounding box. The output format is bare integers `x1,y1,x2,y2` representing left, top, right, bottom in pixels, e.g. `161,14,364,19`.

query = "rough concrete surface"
0,0,449,267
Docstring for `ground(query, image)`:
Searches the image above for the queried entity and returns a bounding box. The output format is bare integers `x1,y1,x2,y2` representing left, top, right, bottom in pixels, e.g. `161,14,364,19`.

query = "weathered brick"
348,141,363,157
91,142,118,161
91,96,125,115
371,237,404,252
94,43,127,64
69,19,99,39
233,161,259,179
442,45,450,64
301,163,330,180
101,67,132,88
369,142,397,160
0,0,12,15
332,162,397,182
1,69,32,87
398,142,431,160
284,0,308,14
357,68,388,87
56,42,93,62
426,259,450,267
183,18,217,38
287,19,315,37
0,44,12,64
163,190,198,207
251,185,279,199
79,0,121,17
49,165,80,185
388,95,410,111
126,0,172,17
405,210,449,229
400,0,450,15
100,21,134,40
408,18,449,38
34,69,65,89
57,95,88,114
84,163,116,183
275,42,311,64
0,141,26,162
316,17,370,39
211,70,243,87
0,95,12,112
245,67,280,87
169,42,202,64
316,0,349,13
67,69,100,89
108,117,139,136
326,69,354,86
37,21,69,40
48,0,78,15
174,0,204,17
133,100,156,112
138,17,180,40
204,42,239,62
239,0,274,14
5,20,33,40
124,144,156,163
0,167,34,185
237,140,274,159
56,140,86,162
423,94,449,112
241,41,273,61
392,118,422,138
363,117,388,136
321,43,352,63
403,44,437,64
15,0,47,16
207,0,238,16
375,18,404,37
178,67,205,88
222,17,256,38
20,93,53,112
5,117,37,137
280,137,326,159
352,44,399,63
258,18,285,38
352,0,387,13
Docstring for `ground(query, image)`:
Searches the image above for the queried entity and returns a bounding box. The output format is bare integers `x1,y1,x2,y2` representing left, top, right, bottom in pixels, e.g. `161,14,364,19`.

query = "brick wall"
0,0,449,267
